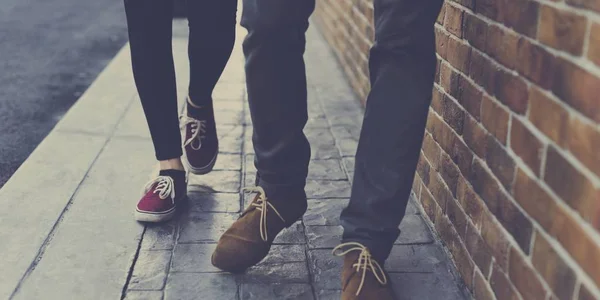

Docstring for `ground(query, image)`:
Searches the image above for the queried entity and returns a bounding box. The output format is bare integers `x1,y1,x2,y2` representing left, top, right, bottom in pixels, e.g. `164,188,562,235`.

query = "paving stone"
220,137,244,154
306,226,342,249
188,171,241,193
336,138,358,157
390,272,467,300
124,290,163,300
406,197,420,215
241,283,314,300
213,154,242,171
330,125,361,141
308,159,346,180
217,124,244,140
306,129,336,145
308,250,342,290
114,100,151,138
306,117,330,128
171,243,221,273
178,213,238,243
395,215,434,245
242,245,309,283
216,110,244,125
386,244,446,273
213,82,246,101
274,221,306,244
326,114,363,128
165,273,238,300
306,180,351,198
341,157,355,174
214,100,244,113
316,290,342,300
142,222,176,250
129,250,171,290
304,198,348,226
188,192,241,213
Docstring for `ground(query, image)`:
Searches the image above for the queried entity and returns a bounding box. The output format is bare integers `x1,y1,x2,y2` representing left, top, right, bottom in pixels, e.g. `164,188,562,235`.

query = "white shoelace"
180,115,207,150
332,242,388,296
144,176,176,203
243,186,286,242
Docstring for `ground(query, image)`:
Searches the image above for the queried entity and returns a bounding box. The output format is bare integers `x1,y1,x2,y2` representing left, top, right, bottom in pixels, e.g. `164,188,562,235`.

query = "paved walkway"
0,20,470,300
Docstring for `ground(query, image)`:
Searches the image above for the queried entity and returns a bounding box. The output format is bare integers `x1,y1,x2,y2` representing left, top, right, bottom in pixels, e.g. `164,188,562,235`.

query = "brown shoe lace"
333,242,388,296
243,186,286,242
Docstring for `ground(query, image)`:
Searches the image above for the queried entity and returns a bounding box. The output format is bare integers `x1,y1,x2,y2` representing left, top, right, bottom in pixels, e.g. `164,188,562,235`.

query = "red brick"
444,4,464,38
589,23,600,67
485,136,516,191
552,57,600,122
544,146,600,227
528,87,568,147
539,5,587,55
457,176,486,228
441,94,465,135
441,153,461,195
476,0,499,21
422,133,441,171
481,95,509,145
509,247,548,300
463,114,487,158
421,185,441,222
490,263,520,300
457,76,482,121
440,63,460,97
436,213,475,290
516,38,556,90
436,27,450,58
487,25,520,70
532,233,577,300
510,118,544,177
435,59,441,84
463,13,487,51
437,3,446,25
452,0,474,9
470,159,501,214
431,87,443,114
474,268,495,300
417,153,431,187
513,169,558,233
428,113,473,177
495,191,533,254
412,174,422,201
501,0,539,38
446,197,468,239
494,70,529,115
428,171,454,212
465,222,492,275
481,210,511,270
578,284,597,300
469,51,497,95
446,36,472,74
551,209,600,287
566,0,600,12
566,117,600,178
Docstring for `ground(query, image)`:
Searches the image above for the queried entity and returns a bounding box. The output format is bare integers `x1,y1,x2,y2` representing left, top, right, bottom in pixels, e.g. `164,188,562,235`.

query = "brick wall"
314,1,600,299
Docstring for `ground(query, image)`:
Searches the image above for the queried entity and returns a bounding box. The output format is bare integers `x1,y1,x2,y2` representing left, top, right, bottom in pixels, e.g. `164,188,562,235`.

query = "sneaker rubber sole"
184,151,218,175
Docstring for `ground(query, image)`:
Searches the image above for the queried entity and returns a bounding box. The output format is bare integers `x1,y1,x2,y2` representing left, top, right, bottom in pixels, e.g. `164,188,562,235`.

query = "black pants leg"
241,0,315,199
124,0,237,161
340,0,444,262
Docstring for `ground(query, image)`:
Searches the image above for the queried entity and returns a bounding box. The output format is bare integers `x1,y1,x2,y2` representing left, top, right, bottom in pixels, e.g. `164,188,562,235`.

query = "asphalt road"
0,0,130,187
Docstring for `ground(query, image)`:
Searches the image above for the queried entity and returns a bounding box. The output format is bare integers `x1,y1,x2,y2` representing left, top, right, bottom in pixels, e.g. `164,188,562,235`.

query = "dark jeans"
243,0,443,262
124,0,237,160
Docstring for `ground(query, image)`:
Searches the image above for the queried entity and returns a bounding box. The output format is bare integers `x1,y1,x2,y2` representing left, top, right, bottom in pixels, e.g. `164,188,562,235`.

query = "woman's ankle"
159,158,185,171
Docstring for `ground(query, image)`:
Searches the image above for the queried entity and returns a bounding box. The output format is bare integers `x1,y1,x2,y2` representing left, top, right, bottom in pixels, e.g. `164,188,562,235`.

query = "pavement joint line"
8,90,136,300
120,226,147,300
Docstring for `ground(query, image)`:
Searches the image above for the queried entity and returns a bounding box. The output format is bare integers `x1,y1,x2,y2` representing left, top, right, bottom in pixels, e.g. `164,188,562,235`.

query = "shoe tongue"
159,169,186,180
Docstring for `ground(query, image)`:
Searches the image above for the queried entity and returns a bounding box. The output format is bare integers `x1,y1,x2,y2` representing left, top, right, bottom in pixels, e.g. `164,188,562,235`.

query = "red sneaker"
180,106,218,174
135,170,187,223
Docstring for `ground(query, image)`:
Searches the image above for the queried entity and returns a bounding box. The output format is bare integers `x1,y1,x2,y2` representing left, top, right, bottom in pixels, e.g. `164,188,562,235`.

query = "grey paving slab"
336,138,358,157
142,223,177,251
316,290,342,300
178,213,238,244
12,138,152,300
308,250,342,290
241,283,314,300
304,198,349,226
216,109,245,125
308,159,347,180
306,226,343,249
390,272,467,300
114,99,151,138
385,244,446,273
0,132,105,299
330,125,362,141
218,124,245,140
129,250,172,290
188,170,241,193
395,215,434,245
306,180,352,198
171,243,221,273
242,245,309,284
213,153,242,171
341,157,355,174
124,290,163,300
165,273,238,300
274,221,306,245
187,192,241,213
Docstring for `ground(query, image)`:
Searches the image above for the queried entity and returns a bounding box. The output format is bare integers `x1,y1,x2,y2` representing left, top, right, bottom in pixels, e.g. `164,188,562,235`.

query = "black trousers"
243,0,443,262
124,0,237,160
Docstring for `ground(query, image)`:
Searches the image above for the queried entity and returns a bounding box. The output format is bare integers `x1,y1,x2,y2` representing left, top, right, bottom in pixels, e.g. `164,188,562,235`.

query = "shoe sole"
184,151,218,175
135,206,176,223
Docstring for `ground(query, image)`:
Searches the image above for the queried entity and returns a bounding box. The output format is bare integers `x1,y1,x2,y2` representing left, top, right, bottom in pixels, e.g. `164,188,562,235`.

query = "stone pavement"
0,19,470,300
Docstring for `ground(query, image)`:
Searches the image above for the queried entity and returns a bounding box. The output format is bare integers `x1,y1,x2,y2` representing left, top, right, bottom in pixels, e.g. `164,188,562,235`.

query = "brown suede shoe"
211,186,307,273
333,242,395,300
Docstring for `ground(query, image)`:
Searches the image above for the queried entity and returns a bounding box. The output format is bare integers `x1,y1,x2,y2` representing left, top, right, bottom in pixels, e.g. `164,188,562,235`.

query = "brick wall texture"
314,1,600,299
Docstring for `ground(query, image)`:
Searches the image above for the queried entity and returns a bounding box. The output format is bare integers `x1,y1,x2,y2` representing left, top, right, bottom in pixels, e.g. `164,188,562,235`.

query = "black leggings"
124,0,237,160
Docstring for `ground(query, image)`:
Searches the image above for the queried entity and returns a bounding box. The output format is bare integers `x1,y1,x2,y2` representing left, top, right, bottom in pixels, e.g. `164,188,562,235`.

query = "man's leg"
336,0,443,298
211,0,315,273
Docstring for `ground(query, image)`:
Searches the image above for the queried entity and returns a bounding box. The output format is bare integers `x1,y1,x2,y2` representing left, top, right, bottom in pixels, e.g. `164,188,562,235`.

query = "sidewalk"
0,20,470,300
